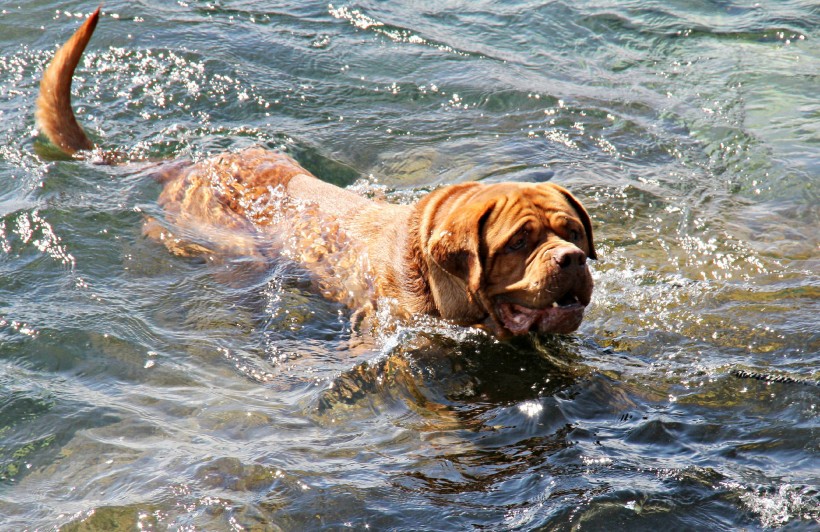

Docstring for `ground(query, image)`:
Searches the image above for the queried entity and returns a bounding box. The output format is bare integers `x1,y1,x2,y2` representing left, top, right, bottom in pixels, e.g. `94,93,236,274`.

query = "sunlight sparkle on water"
518,400,544,418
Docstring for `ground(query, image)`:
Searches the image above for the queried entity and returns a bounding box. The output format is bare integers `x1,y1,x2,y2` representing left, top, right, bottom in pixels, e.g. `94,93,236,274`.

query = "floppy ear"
543,183,597,260
426,199,496,293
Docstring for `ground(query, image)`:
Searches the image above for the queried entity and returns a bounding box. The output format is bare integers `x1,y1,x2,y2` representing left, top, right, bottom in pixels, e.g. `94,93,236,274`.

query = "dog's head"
421,181,596,337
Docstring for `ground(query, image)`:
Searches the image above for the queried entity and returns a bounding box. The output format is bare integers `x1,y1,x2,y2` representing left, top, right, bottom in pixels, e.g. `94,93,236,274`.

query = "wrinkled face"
427,182,596,337
479,183,595,336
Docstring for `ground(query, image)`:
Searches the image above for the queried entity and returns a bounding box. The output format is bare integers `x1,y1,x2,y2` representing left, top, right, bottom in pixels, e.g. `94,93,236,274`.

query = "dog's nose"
552,246,586,269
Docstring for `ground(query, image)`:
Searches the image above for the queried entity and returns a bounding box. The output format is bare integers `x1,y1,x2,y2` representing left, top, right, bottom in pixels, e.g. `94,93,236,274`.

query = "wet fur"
36,8,597,338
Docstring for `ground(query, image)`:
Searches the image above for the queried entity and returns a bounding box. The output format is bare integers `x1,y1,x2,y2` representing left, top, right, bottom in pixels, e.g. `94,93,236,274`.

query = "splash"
3,210,75,268
739,483,820,528
328,4,469,56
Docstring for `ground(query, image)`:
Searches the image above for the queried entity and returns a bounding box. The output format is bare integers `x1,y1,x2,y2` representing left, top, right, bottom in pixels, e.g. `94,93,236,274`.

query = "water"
1,1,818,529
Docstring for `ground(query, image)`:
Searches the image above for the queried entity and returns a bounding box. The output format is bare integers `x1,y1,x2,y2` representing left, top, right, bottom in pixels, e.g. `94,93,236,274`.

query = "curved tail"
35,7,100,156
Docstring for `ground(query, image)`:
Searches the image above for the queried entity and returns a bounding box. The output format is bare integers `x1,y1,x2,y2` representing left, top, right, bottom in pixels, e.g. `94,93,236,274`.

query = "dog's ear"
542,183,597,260
427,199,496,293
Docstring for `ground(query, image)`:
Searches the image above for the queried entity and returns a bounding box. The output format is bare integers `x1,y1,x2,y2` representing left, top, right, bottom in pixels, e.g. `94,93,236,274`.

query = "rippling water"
1,1,818,530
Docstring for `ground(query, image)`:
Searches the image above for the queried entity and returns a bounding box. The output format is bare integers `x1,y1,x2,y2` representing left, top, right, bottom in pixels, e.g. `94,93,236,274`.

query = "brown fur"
36,8,597,338
35,7,98,155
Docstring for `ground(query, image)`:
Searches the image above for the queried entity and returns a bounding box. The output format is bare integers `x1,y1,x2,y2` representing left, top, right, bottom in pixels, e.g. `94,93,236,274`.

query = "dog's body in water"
36,8,596,339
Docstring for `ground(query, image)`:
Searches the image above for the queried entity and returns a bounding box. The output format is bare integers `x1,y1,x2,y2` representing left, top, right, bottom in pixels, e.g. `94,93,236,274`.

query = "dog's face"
425,182,596,337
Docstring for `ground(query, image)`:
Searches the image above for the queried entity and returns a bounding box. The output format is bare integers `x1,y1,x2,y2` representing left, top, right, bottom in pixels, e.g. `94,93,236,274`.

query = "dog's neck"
400,215,437,316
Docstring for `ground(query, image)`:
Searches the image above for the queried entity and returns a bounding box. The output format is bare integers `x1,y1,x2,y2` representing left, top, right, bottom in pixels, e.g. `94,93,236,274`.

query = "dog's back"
34,8,413,314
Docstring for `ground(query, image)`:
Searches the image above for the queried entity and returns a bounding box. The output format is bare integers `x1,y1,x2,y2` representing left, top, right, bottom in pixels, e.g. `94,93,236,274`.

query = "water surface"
1,1,818,530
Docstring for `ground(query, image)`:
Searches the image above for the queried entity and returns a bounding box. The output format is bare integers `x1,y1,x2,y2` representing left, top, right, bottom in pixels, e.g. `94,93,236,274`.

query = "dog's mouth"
495,292,587,335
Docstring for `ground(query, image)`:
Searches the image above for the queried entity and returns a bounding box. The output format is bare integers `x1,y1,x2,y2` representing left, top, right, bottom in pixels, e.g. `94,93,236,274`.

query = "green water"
1,1,818,530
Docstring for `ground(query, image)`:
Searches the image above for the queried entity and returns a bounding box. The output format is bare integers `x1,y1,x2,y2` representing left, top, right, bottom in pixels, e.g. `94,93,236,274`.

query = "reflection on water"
1,0,818,529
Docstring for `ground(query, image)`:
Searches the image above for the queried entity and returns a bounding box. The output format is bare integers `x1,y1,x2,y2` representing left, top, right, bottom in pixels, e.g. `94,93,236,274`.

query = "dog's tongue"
496,303,547,335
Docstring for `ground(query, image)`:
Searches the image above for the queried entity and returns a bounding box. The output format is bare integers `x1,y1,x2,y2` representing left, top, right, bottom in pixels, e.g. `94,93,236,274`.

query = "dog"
36,7,596,339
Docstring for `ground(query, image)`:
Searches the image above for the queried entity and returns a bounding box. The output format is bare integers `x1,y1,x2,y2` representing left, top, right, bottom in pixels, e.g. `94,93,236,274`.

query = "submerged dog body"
36,8,596,338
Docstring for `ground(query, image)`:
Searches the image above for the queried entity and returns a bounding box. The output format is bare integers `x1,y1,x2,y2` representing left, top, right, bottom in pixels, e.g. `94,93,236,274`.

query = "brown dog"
36,8,596,338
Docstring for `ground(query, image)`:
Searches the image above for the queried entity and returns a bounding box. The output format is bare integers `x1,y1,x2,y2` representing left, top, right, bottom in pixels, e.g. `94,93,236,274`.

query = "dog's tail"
35,7,100,156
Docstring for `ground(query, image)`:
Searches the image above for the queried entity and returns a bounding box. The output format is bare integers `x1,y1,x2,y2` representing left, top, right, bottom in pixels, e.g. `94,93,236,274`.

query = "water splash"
1,210,75,268
328,3,472,56
738,483,820,528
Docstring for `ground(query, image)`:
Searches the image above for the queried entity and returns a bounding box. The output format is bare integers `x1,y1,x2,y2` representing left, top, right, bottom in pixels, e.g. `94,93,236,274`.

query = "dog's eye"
570,230,580,242
505,233,527,253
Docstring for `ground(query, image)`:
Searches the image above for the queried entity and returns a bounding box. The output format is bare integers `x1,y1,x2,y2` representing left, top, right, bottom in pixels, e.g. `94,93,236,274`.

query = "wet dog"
36,8,596,339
